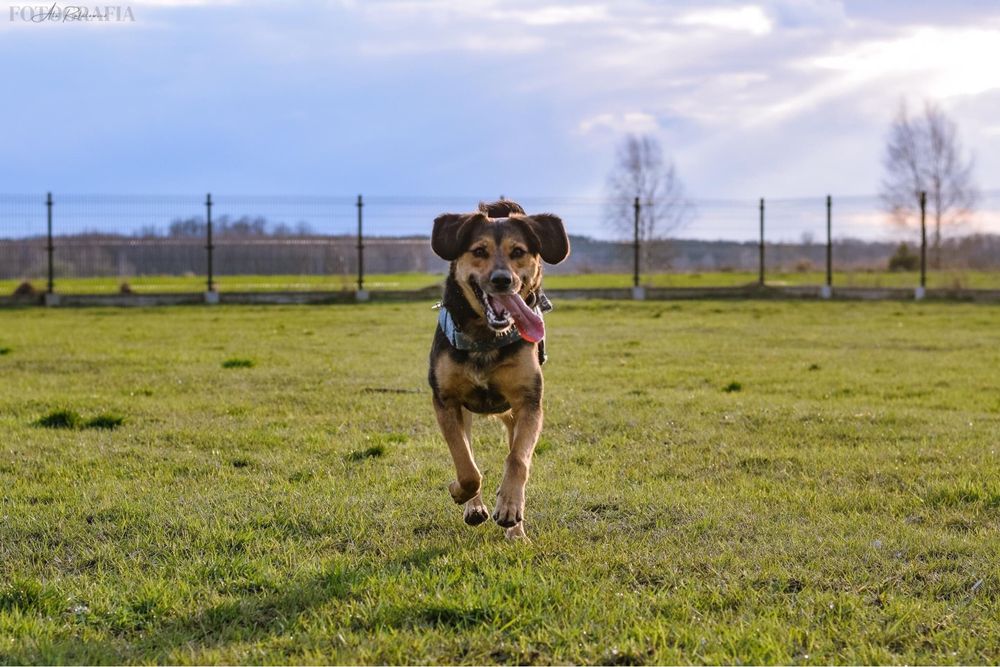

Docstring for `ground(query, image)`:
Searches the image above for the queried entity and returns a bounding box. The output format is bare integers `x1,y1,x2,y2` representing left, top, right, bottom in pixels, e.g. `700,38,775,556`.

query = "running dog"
428,200,569,539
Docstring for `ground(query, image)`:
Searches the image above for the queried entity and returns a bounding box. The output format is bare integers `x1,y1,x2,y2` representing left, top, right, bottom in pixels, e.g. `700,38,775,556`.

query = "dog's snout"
489,270,513,290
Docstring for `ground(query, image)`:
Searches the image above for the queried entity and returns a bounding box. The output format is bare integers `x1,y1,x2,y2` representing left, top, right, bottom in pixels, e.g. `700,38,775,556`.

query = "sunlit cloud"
811,26,1000,98
578,111,659,135
358,33,546,56
493,4,609,26
676,5,772,36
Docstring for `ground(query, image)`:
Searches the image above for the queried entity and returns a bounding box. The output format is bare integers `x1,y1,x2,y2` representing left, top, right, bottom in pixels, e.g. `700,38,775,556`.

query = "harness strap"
438,307,523,353
436,291,552,356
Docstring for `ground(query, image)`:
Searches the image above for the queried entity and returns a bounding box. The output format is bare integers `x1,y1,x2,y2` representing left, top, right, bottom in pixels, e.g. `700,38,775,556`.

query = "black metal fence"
2,192,999,295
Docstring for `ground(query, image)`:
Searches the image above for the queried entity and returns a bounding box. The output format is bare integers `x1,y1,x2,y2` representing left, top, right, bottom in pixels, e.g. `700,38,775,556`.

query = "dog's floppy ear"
432,212,486,261
519,213,570,264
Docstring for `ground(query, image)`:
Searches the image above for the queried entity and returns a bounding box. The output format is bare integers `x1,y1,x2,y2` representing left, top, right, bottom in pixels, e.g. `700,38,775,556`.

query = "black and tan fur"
428,200,569,539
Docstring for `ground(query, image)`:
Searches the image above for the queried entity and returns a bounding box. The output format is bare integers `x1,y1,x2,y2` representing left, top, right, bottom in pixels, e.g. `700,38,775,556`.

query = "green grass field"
1,301,999,664
3,269,1000,295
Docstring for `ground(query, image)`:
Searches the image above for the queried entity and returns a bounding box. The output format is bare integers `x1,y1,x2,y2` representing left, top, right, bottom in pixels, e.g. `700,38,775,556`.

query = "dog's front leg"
460,408,490,526
493,398,542,530
433,397,482,505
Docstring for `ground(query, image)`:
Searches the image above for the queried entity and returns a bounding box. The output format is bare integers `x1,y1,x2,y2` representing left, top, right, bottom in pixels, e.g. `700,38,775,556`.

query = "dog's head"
432,200,569,336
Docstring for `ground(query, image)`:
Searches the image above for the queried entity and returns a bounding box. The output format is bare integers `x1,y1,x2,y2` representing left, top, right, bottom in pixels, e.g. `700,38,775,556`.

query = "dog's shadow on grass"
115,545,483,661
56,563,364,662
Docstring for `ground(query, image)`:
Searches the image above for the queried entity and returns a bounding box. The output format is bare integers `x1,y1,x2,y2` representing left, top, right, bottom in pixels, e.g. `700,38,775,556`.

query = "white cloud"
494,4,609,26
736,24,1000,128
811,26,1000,99
676,5,772,36
359,33,546,57
578,111,659,135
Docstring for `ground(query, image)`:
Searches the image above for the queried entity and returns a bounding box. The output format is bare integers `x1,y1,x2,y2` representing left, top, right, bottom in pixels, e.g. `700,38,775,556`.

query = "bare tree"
880,100,977,268
605,134,692,269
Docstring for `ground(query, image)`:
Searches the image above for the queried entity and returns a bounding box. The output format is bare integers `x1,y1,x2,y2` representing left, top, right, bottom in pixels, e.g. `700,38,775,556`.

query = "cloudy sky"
2,0,999,237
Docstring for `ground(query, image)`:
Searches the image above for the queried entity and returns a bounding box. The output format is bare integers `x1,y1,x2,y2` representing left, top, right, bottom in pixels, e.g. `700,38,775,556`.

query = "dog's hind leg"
499,410,515,448
504,523,527,540
433,398,482,505
464,495,490,526
461,408,490,526
493,391,542,534
494,409,533,539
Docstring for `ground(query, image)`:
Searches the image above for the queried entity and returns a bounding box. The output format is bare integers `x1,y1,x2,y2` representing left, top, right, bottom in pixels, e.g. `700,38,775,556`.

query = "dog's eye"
510,247,526,259
471,247,489,259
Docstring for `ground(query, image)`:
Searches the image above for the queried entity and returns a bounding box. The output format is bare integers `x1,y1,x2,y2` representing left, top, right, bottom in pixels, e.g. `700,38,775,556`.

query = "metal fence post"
633,196,640,288
919,190,927,296
356,194,365,292
758,197,765,286
46,192,54,294
205,193,215,292
826,194,832,290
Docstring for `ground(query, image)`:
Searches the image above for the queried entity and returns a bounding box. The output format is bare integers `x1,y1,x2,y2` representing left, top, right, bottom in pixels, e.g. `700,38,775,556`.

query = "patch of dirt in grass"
36,410,124,430
347,444,386,461
737,455,803,475
36,409,84,429
361,386,420,394
397,547,449,569
222,358,255,369
86,413,125,430
603,647,649,666
287,469,314,483
410,604,490,629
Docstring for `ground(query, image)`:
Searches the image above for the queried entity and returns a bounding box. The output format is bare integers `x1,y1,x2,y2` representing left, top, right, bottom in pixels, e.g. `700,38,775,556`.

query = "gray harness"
436,292,553,356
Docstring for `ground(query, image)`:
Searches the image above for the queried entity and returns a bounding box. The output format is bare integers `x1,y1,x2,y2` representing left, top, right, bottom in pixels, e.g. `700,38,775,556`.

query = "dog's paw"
449,478,480,504
492,490,524,528
464,497,490,526
505,523,529,540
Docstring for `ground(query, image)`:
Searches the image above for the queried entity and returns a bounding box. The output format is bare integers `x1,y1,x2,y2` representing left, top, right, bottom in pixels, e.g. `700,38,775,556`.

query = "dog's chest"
463,351,499,388
445,352,511,414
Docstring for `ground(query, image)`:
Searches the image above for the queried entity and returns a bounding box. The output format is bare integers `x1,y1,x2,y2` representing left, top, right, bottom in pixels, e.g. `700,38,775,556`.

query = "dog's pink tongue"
494,293,545,343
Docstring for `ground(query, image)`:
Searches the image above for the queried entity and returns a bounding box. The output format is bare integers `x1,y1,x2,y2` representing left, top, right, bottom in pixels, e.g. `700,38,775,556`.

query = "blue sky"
2,0,1000,237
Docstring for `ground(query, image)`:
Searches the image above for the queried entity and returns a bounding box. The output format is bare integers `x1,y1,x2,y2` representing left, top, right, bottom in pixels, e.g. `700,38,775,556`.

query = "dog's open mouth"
471,281,545,342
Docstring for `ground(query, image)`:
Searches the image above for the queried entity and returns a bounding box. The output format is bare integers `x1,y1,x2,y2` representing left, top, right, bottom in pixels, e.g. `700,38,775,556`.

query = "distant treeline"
152,215,316,239
2,215,999,279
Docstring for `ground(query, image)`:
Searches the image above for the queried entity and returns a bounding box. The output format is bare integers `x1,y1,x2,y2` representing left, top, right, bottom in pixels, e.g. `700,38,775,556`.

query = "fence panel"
361,196,459,291
761,197,831,287
649,197,761,288
209,195,357,292
48,195,207,294
0,194,47,295
2,192,999,296
932,189,1000,290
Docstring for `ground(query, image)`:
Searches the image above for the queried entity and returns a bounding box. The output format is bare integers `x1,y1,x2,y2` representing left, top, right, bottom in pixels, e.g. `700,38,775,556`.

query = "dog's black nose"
490,270,513,290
